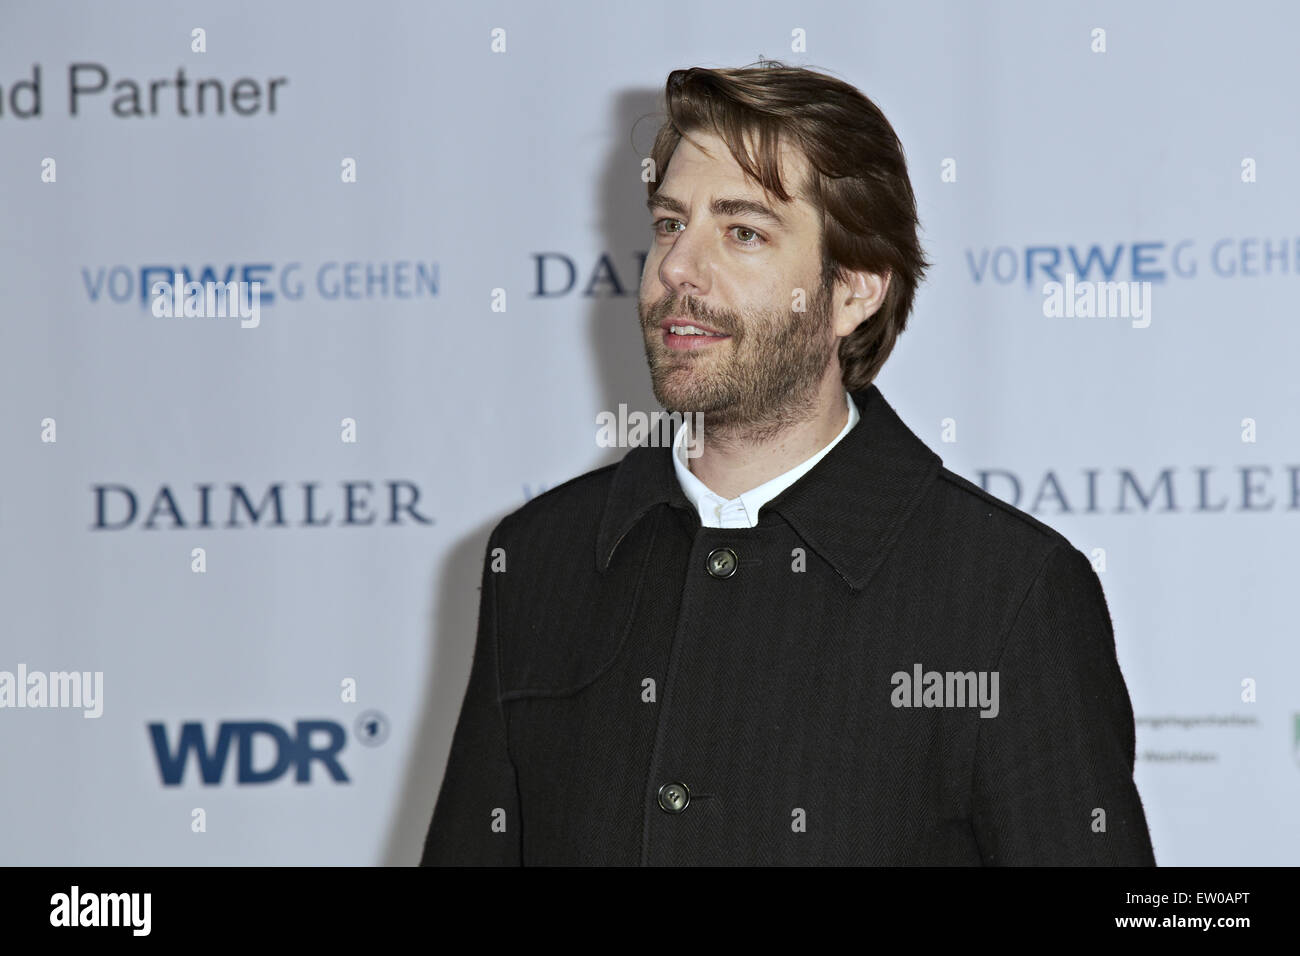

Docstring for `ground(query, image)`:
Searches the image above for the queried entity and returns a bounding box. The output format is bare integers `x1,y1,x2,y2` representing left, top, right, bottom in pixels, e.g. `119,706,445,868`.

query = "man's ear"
831,269,891,338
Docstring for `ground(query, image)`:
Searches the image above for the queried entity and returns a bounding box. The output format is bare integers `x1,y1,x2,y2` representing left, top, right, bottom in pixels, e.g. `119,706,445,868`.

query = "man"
421,61,1155,866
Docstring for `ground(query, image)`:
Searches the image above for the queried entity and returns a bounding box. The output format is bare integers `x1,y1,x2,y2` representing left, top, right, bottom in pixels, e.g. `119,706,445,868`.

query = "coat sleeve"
420,526,523,865
971,544,1156,865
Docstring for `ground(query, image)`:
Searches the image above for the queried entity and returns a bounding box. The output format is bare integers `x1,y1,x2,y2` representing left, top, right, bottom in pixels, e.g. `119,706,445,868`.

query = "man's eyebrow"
646,193,789,229
710,197,788,229
646,193,687,217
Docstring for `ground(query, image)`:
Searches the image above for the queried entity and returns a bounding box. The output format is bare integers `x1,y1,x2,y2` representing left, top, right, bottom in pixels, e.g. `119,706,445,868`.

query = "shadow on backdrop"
382,84,665,865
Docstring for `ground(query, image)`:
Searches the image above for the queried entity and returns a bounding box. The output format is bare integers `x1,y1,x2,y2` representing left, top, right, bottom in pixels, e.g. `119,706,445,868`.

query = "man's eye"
654,218,684,234
731,226,763,246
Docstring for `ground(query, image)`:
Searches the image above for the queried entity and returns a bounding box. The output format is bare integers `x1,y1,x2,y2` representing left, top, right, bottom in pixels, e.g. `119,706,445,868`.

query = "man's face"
638,130,838,432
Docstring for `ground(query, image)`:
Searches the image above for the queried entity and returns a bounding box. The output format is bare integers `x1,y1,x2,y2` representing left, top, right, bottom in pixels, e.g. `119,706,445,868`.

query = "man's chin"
651,381,730,417
651,379,699,414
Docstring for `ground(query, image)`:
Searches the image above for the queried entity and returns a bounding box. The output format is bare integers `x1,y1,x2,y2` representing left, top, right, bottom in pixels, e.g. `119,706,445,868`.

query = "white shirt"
671,391,859,529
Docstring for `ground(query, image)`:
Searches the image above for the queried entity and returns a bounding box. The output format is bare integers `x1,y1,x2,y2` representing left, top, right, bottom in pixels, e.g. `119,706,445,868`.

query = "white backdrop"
1,0,1297,865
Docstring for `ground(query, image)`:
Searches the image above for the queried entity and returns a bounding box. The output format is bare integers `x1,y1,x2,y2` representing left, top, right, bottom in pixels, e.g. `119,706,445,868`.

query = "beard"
637,279,838,444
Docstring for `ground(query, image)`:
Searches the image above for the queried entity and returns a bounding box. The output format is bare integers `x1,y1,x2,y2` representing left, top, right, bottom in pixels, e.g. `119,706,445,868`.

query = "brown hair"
647,60,929,391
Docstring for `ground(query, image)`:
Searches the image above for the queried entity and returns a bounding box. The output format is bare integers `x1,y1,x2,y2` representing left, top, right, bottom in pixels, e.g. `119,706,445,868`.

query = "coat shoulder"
908,467,1101,659
928,465,1078,564
484,459,642,696
492,460,619,549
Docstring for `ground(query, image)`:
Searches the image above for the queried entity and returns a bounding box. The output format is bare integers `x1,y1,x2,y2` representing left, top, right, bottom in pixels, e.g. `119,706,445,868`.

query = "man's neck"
686,374,851,500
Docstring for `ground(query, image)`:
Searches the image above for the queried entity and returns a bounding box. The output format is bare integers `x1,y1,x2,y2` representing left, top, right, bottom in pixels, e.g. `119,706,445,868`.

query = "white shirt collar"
671,391,859,529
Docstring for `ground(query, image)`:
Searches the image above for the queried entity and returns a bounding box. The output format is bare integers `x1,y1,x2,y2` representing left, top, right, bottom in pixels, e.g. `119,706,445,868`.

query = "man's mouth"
659,317,732,351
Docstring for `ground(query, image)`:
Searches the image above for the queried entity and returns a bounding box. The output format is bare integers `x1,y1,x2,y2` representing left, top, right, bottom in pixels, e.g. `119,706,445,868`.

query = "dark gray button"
657,781,690,814
706,547,738,579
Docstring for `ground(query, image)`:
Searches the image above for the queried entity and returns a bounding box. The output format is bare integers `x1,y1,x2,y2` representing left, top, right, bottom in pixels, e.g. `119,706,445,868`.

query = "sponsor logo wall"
1,1,1296,864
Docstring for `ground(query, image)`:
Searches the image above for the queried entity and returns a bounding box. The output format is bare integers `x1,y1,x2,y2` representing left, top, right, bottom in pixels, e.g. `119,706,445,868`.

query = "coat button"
657,781,690,813
705,547,738,579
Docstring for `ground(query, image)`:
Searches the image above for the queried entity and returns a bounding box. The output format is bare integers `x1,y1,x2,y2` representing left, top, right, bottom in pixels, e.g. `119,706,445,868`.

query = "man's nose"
657,224,712,298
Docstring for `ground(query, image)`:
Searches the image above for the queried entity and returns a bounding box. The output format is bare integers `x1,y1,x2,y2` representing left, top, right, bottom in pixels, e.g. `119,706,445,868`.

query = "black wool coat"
421,384,1156,866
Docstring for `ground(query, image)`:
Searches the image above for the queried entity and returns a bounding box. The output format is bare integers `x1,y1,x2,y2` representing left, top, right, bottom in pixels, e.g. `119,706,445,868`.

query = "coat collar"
595,383,944,590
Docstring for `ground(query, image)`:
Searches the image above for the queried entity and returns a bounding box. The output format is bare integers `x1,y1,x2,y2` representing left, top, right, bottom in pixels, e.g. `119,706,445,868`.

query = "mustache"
643,294,738,336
